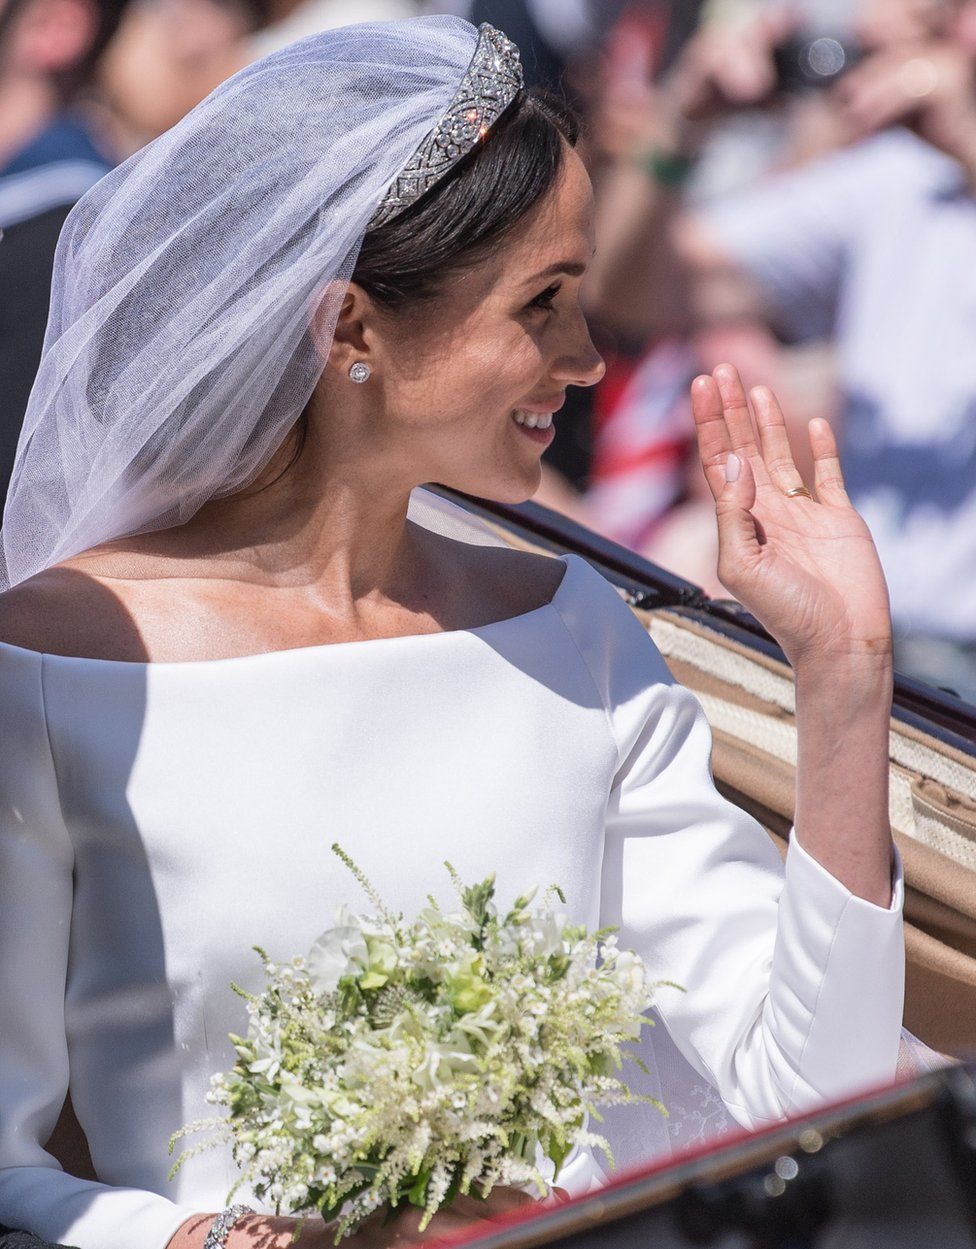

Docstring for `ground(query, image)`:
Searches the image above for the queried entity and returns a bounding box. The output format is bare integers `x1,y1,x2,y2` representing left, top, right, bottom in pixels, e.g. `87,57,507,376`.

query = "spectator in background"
587,0,976,702
95,0,265,154
99,0,419,156
0,0,128,501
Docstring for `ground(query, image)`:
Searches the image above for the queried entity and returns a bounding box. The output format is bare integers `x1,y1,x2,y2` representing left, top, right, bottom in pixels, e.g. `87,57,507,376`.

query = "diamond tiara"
369,23,524,229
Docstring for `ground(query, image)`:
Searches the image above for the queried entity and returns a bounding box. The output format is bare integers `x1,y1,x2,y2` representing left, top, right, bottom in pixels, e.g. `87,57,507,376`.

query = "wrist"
790,638,893,683
794,654,893,719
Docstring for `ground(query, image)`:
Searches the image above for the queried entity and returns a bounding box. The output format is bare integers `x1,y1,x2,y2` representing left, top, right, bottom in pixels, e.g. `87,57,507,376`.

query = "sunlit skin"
314,142,605,510
0,144,605,663
0,0,100,165
0,145,897,1249
855,0,976,49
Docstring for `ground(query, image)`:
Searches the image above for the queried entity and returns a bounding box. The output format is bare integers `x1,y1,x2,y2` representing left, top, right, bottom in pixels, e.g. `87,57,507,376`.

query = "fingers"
692,364,773,499
690,374,732,501
714,451,762,594
834,55,914,141
714,368,777,494
714,364,762,460
484,1187,535,1213
809,418,851,507
751,385,806,494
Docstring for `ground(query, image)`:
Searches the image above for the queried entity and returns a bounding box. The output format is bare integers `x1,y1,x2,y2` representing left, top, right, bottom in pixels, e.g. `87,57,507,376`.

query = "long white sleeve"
0,647,199,1249
553,559,904,1128
0,554,905,1244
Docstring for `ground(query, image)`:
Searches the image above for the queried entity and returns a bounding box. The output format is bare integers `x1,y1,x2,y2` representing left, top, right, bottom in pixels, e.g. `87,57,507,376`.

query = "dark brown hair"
267,86,580,489
351,86,580,312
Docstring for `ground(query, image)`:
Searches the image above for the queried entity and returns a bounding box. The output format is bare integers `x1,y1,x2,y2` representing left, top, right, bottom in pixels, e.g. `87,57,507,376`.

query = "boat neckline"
0,555,575,669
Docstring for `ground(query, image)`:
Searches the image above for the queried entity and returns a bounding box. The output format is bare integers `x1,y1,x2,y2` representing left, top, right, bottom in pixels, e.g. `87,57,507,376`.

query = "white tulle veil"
0,15,515,589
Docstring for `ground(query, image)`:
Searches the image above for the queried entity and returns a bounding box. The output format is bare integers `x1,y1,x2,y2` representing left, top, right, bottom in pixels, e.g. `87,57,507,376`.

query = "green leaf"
406,1167,432,1208
547,953,571,982
546,1113,584,1181
546,1134,574,1180
442,1164,463,1205
459,874,497,947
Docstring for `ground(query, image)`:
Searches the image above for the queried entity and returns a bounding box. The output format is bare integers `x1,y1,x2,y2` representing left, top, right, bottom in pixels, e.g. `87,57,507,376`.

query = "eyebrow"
527,253,595,283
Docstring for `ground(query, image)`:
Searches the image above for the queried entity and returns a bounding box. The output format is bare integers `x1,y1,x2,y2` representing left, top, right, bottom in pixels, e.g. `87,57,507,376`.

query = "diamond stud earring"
348,362,371,384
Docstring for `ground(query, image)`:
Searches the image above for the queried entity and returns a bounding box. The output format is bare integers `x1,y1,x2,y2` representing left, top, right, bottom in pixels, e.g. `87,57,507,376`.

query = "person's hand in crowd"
833,40,976,176
588,6,802,167
589,69,662,165
665,7,799,127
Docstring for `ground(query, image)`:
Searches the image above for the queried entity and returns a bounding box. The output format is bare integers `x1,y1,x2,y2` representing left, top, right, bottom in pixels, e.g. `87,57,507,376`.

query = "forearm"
793,656,894,908
586,161,691,340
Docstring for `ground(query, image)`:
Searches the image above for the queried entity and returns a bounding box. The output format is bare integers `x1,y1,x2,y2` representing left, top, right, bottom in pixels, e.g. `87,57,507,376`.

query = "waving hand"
691,364,892,670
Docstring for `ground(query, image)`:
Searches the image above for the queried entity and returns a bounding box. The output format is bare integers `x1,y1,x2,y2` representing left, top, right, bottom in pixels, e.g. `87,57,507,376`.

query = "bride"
0,15,903,1249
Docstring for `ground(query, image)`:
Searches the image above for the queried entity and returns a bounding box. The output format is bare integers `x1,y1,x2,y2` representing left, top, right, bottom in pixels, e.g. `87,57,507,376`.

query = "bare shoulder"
0,563,148,661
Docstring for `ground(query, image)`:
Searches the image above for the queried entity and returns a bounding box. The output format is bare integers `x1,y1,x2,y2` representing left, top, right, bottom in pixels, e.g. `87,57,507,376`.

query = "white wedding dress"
0,545,904,1249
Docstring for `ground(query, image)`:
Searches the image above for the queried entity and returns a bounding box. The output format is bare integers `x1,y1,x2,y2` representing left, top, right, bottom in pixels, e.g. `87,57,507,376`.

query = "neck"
174,411,430,610
0,75,58,168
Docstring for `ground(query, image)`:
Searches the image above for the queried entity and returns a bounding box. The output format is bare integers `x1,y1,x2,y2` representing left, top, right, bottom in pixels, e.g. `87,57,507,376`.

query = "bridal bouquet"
171,846,667,1239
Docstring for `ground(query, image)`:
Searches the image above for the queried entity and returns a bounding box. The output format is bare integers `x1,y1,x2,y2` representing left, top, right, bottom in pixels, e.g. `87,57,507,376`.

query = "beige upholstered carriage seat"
470,504,976,1062
639,606,976,1060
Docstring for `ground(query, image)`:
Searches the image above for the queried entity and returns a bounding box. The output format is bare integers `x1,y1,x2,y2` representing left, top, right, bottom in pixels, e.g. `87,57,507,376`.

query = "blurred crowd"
3,0,976,702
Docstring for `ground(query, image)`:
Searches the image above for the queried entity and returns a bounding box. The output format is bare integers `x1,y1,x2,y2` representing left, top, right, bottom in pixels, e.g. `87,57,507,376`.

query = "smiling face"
323,143,605,505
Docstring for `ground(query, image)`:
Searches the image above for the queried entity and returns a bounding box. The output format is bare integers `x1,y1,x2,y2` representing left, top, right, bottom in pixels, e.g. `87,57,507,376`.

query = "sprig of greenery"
174,851,673,1241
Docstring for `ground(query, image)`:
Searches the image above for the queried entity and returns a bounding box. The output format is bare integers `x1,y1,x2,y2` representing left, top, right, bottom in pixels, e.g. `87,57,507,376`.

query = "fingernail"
725,453,741,483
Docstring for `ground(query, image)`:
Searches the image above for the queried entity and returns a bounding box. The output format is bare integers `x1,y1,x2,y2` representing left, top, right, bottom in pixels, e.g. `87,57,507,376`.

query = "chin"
436,464,541,506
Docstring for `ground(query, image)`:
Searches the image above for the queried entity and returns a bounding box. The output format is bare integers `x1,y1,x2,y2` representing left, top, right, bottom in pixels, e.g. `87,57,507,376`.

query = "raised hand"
834,41,976,177
691,364,892,672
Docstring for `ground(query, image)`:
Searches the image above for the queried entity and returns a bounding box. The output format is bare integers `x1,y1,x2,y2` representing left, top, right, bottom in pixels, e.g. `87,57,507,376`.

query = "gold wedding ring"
785,486,813,500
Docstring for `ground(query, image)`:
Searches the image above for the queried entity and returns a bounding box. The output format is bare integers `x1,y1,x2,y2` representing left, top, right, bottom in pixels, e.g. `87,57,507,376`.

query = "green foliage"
174,851,674,1243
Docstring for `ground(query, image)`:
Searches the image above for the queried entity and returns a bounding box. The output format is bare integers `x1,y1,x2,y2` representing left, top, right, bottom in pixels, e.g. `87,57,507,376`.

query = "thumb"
715,453,760,585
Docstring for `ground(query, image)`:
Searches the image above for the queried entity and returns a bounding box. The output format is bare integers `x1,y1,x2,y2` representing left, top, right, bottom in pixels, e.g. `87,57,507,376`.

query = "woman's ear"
311,280,376,370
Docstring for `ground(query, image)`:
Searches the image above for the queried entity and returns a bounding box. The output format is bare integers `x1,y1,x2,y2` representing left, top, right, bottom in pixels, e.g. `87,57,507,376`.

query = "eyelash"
530,283,561,312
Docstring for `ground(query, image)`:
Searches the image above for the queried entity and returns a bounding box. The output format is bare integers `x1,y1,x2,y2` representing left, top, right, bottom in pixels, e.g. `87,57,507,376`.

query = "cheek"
464,334,543,408
397,326,544,427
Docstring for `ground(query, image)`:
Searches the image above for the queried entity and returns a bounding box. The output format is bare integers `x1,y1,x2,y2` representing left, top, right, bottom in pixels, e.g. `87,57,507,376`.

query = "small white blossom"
306,905,370,993
171,853,670,1242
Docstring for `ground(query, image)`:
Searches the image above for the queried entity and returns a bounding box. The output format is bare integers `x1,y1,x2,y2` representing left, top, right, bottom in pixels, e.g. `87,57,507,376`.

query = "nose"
552,313,606,390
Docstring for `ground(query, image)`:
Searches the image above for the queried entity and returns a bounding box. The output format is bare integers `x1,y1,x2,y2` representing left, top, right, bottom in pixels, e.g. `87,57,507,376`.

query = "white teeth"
513,409,553,430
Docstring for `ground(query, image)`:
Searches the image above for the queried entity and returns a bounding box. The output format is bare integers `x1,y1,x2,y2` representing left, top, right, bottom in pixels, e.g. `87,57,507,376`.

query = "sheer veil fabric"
0,16,493,589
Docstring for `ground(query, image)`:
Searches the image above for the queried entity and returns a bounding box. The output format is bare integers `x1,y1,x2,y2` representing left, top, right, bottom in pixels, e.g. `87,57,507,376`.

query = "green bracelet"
639,148,696,190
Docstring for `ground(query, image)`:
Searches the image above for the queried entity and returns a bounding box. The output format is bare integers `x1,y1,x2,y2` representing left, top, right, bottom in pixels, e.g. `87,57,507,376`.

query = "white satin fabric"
0,553,904,1249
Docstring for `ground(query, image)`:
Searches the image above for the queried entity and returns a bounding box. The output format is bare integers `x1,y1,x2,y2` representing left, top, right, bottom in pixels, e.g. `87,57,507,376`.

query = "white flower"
613,950,650,1002
174,855,668,1241
533,912,567,956
411,1039,479,1092
306,905,369,992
